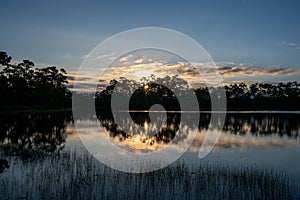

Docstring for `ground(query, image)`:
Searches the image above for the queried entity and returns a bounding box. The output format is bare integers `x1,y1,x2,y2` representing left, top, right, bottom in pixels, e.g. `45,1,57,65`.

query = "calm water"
0,112,300,199
196,112,300,179
0,111,299,177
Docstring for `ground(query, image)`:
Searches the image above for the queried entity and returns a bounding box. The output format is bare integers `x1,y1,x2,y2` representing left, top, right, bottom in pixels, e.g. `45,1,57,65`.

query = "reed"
0,150,299,200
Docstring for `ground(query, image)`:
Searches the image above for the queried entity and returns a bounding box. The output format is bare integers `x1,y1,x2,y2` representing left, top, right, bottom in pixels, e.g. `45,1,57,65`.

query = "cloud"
80,53,117,61
134,58,146,64
81,54,90,59
119,54,133,62
67,71,108,92
213,62,299,77
189,130,300,151
280,41,300,51
68,59,300,92
96,53,116,60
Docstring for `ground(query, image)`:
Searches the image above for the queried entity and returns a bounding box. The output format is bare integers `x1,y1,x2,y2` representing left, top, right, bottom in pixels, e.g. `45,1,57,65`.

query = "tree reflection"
218,113,299,138
95,75,300,146
95,76,186,144
0,112,72,159
0,159,9,173
198,113,300,138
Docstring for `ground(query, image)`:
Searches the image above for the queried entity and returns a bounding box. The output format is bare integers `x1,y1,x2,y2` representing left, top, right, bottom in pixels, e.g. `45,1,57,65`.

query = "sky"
1,0,300,85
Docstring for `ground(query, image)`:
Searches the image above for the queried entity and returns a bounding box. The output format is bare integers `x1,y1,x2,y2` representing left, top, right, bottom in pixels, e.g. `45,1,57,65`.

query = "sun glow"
144,121,148,129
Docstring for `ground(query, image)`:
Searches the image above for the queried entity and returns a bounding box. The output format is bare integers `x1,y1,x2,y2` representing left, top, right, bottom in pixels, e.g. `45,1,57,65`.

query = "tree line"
93,76,300,144
1,51,299,110
96,76,300,112
195,82,300,110
0,51,71,109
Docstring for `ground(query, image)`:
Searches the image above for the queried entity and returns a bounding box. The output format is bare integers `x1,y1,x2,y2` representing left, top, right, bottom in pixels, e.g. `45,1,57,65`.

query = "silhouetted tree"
0,51,71,108
95,75,300,114
95,75,189,143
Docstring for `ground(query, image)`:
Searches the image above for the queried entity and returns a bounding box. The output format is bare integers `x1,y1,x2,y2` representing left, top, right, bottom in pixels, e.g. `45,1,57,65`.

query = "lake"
0,111,299,199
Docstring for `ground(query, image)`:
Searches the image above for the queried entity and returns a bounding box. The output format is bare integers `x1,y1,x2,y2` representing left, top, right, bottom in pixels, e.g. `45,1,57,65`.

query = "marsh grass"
0,150,299,200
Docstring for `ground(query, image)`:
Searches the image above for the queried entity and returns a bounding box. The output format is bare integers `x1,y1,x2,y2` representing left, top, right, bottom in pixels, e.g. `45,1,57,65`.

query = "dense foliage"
195,82,300,110
0,51,71,108
96,76,300,111
1,51,299,110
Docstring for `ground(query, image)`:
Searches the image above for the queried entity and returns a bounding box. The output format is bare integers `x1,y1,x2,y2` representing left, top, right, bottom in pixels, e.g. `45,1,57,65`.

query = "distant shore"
0,106,72,114
1,106,300,114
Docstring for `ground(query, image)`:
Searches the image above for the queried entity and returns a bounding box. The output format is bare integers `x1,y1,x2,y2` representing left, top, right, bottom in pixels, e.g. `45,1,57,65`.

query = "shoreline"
0,107,72,114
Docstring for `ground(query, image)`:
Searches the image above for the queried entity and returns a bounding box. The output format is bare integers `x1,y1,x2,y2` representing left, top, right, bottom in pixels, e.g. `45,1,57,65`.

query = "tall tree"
0,51,71,108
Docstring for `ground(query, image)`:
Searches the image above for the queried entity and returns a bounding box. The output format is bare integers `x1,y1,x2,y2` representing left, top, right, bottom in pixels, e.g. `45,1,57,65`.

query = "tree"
0,51,71,108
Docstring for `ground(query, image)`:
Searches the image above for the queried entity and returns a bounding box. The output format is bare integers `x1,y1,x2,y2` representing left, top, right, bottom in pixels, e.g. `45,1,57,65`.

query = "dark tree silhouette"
196,82,300,111
95,76,190,144
94,76,300,139
0,51,71,108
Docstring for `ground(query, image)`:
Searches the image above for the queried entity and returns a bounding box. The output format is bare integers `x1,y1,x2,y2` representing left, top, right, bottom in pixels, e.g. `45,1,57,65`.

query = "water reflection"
0,112,299,158
0,112,72,159
99,112,300,143
96,82,183,145
94,112,300,154
222,113,300,138
0,159,9,173
99,111,182,146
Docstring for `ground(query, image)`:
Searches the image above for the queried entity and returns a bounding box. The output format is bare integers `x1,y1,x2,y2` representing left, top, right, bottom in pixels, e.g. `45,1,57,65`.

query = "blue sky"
1,0,300,83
